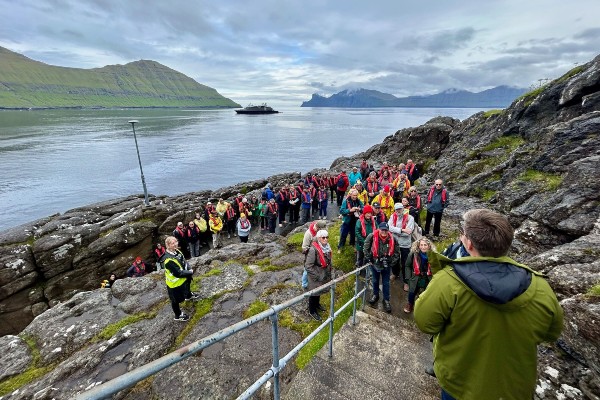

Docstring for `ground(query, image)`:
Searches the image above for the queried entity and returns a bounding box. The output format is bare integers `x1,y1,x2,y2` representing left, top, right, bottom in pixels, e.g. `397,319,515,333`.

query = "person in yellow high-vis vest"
163,236,198,321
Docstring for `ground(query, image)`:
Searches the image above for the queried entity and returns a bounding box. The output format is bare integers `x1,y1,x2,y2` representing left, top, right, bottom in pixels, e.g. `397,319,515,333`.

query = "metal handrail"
75,264,371,400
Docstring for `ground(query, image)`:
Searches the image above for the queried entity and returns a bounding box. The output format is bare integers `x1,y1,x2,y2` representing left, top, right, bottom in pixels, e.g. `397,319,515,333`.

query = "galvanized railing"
75,264,371,400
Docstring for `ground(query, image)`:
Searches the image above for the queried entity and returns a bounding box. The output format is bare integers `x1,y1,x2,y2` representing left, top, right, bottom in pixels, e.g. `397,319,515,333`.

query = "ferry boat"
235,103,279,114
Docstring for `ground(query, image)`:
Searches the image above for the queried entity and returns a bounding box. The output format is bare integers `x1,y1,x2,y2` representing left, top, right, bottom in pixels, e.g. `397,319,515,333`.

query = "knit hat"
135,257,142,263
363,205,374,215
316,220,327,228
383,185,391,193
394,203,403,210
316,229,329,238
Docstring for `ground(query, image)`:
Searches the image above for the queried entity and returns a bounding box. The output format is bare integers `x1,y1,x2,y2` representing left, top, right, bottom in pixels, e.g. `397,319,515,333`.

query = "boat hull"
235,110,279,114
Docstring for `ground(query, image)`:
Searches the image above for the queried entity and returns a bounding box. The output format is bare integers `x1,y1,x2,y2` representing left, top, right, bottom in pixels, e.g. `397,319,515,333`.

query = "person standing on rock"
424,179,449,238
224,202,237,239
163,236,198,322
300,186,312,224
127,257,147,277
364,222,399,313
355,205,376,268
236,213,252,243
266,198,279,233
406,159,420,185
388,203,414,289
305,229,333,321
372,185,394,219
335,170,350,208
403,238,435,314
407,187,422,226
317,183,329,220
209,209,224,248
301,219,327,289
186,221,201,258
349,166,362,187
276,186,289,227
414,209,563,400
288,184,301,225
337,188,363,253
154,243,166,271
365,171,380,205
354,180,369,206
172,222,190,259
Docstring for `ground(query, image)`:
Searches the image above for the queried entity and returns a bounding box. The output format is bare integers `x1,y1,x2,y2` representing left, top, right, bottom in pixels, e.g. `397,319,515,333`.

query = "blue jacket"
340,197,363,225
427,186,449,213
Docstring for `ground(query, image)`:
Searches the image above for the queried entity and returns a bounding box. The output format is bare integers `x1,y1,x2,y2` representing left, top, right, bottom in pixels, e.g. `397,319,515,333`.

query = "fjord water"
0,106,483,231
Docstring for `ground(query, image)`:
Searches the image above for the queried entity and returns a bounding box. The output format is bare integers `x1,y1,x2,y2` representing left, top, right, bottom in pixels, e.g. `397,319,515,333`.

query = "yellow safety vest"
164,251,187,289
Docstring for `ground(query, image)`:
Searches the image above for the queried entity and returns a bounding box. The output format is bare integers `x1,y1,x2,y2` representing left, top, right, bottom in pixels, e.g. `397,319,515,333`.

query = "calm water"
0,106,484,231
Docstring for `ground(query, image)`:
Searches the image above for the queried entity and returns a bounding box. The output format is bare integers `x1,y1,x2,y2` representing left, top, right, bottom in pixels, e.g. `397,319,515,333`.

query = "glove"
181,269,194,276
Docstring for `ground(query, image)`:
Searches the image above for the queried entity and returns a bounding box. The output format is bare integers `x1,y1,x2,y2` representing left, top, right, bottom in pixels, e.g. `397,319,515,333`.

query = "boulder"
0,335,32,381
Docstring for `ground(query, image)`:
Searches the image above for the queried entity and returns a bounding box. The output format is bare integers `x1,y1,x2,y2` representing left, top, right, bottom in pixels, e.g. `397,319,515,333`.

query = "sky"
1,1,599,106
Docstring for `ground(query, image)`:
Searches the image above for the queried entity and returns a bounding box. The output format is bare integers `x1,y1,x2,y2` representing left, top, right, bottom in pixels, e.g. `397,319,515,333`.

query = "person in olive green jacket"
414,209,563,400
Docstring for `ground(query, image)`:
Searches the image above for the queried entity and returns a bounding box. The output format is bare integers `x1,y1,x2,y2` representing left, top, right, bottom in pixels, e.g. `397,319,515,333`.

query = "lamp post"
128,120,149,206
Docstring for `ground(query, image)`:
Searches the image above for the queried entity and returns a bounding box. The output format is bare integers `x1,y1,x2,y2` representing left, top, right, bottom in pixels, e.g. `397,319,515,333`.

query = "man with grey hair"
388,202,414,288
424,179,449,238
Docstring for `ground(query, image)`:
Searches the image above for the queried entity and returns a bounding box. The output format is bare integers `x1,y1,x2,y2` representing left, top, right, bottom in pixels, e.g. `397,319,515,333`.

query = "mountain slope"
0,47,240,108
301,85,527,108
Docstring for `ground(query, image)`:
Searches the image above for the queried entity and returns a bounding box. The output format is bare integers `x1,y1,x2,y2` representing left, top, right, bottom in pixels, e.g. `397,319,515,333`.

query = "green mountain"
0,46,240,109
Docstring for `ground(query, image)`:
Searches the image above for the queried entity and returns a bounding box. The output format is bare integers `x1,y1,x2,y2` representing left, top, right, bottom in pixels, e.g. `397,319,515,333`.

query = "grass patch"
463,156,505,176
243,300,270,319
586,284,600,297
94,311,158,342
262,283,297,297
243,265,256,277
517,86,546,106
483,109,503,118
0,335,56,396
260,264,296,272
199,268,223,278
422,157,436,172
295,276,358,369
518,170,563,191
481,135,525,152
256,258,271,267
172,297,215,349
555,65,585,84
287,231,305,251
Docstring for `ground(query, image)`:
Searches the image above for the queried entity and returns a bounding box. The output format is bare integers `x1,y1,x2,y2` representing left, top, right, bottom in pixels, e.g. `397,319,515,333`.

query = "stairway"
283,308,440,399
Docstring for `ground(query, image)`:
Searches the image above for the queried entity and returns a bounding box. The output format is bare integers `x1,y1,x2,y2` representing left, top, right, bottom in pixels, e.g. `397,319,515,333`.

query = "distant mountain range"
301,86,528,108
0,46,240,109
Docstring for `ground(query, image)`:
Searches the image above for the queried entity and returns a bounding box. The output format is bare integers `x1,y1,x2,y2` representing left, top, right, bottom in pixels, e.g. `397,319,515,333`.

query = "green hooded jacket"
414,252,563,400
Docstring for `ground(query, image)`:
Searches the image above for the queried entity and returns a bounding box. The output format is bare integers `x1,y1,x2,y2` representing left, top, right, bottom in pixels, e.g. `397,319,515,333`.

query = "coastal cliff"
0,46,240,109
0,54,599,398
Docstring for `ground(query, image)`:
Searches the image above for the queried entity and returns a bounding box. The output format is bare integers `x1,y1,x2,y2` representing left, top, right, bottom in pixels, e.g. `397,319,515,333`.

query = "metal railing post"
352,269,359,325
328,283,336,358
270,313,281,400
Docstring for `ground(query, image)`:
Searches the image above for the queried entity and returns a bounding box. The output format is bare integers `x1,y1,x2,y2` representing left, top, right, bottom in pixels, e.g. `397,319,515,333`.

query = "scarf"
414,252,431,276
312,242,329,268
359,214,376,237
239,219,250,229
309,221,318,237
391,212,408,229
372,230,394,258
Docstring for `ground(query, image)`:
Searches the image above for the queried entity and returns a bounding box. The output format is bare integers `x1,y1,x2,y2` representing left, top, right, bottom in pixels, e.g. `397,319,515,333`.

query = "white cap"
316,229,329,238
394,203,403,210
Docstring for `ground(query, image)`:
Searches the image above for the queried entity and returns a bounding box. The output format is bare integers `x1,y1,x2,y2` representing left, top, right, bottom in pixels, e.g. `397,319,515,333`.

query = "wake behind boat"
235,103,279,114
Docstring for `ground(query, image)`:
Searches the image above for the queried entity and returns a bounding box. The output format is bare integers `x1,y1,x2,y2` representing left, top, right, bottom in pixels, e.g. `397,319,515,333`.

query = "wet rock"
0,243,38,301
0,335,32,381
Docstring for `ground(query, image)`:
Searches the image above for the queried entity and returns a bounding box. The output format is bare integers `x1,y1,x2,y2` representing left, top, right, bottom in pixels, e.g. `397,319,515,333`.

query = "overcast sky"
1,1,599,106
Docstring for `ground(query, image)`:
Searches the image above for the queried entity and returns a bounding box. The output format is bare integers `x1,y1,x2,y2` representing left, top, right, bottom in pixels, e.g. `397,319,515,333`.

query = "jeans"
319,200,328,217
370,266,390,301
301,207,311,223
425,210,443,236
188,241,200,258
441,389,457,400
338,220,356,249
302,269,308,289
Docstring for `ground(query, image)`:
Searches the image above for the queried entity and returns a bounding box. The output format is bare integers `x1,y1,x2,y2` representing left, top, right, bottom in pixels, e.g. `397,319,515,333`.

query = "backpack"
411,224,423,242
261,189,268,200
336,175,345,189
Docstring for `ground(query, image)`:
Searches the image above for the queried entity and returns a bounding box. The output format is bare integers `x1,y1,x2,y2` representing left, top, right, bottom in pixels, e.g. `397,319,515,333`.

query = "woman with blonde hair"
403,237,436,313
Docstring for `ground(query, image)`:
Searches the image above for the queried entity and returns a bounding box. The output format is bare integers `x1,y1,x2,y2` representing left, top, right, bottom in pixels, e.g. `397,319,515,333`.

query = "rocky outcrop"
0,172,300,336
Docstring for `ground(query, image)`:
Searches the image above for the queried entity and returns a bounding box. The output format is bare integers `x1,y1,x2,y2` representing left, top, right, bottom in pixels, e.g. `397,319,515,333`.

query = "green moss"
555,65,585,84
483,109,503,118
262,283,298,297
243,265,256,277
330,221,359,273
517,86,546,106
422,157,436,172
481,136,525,152
172,297,215,348
243,300,270,319
260,264,296,272
199,268,223,278
287,232,305,251
518,170,563,191
295,276,358,369
586,284,600,297
256,258,271,267
0,335,56,396
94,311,157,341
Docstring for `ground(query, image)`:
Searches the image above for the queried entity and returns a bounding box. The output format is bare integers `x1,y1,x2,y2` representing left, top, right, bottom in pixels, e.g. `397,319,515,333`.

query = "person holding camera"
363,222,400,313
305,230,333,321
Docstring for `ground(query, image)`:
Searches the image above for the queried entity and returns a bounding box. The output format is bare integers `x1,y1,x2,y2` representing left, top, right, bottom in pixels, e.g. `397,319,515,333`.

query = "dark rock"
0,335,32,381
560,295,600,375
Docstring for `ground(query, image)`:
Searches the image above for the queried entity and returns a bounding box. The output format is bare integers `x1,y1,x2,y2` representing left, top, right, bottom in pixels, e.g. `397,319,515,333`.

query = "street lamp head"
128,120,139,125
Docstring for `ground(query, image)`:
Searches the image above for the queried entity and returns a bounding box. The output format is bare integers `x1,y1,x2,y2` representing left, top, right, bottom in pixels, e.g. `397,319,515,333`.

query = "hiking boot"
368,294,379,305
404,303,413,313
309,311,322,321
425,364,436,377
383,300,392,313
174,313,190,322
185,293,200,301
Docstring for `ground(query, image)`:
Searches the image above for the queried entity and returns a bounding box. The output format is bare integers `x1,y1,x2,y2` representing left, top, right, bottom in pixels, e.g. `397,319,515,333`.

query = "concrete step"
283,310,439,400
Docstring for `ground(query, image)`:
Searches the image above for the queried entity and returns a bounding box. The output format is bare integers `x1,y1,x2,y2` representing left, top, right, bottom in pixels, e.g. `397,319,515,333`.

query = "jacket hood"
452,260,532,305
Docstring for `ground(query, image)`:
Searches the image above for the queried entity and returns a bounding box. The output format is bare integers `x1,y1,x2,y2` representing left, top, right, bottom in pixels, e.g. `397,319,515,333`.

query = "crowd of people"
98,156,563,400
